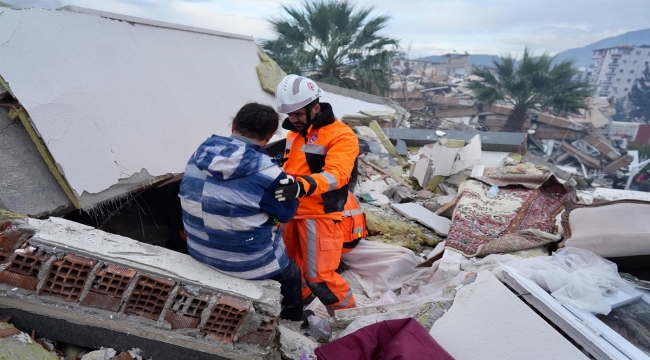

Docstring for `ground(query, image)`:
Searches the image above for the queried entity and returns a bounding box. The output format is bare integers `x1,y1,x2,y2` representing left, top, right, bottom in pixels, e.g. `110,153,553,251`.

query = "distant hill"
418,54,500,67
555,28,650,67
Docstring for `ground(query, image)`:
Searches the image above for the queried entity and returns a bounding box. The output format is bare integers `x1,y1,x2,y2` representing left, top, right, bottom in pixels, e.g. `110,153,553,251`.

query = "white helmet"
275,74,323,114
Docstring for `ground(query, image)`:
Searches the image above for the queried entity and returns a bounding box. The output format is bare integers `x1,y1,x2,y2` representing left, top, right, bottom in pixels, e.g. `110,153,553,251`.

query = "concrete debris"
363,210,440,250
416,189,434,200
2,6,650,359
390,203,451,236
383,186,413,203
278,325,319,360
429,271,588,360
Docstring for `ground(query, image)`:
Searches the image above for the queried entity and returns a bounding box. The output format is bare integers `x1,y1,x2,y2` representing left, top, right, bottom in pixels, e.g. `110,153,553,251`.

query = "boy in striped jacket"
179,103,302,321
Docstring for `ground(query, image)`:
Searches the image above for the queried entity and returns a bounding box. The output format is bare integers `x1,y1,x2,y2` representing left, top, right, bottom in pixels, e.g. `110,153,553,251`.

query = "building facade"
591,45,650,100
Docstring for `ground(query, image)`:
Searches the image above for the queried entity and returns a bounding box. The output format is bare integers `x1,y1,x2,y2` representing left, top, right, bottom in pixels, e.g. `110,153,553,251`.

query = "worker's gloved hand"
272,154,289,167
275,175,305,201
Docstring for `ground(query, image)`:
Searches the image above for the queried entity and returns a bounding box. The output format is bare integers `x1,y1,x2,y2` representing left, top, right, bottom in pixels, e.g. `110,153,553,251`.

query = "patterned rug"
445,179,566,257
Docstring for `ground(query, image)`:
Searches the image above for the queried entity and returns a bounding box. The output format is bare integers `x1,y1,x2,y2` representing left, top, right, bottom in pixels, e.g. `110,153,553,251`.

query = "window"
631,70,635,74
628,79,632,83
636,51,642,55
633,60,638,64
613,87,618,91
624,88,629,91
617,78,621,82
623,60,627,64
620,69,624,73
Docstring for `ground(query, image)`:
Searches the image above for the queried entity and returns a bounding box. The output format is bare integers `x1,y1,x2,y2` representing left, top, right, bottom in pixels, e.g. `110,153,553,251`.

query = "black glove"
272,154,289,167
274,175,305,201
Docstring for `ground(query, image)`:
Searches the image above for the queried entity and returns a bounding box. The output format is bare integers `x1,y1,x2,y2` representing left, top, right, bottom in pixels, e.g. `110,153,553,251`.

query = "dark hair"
232,103,279,141
307,98,320,109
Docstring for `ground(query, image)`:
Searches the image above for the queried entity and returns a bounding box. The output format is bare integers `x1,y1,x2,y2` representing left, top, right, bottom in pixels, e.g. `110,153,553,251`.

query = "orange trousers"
283,218,356,314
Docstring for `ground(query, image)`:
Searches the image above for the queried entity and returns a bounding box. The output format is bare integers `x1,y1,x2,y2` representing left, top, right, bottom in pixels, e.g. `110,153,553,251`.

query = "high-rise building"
590,45,650,100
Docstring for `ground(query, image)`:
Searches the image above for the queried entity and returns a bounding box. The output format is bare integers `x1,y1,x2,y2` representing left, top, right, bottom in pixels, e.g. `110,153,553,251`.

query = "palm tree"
262,0,399,96
467,48,593,132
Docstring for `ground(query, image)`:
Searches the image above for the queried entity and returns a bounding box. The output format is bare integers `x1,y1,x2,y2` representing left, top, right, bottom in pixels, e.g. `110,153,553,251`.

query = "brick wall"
0,220,276,350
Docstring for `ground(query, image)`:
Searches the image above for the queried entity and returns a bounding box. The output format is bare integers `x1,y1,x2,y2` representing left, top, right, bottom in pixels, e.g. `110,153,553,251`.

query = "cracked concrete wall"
0,7,277,209
0,106,72,216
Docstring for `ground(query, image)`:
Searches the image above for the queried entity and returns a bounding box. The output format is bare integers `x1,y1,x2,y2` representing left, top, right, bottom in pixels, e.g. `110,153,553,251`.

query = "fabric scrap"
315,318,454,360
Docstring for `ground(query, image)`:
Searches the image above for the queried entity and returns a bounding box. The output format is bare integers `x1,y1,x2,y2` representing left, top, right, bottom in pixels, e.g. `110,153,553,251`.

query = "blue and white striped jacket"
179,135,298,280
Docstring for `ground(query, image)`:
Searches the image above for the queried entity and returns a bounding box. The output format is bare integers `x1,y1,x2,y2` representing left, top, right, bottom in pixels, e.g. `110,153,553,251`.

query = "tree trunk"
504,107,528,132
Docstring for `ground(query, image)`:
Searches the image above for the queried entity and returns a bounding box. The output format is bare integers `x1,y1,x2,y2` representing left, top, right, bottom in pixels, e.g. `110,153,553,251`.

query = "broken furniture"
560,184,650,259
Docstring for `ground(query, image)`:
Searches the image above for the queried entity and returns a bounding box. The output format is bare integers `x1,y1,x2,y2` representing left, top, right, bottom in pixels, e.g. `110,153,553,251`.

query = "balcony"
611,54,622,58
607,62,619,67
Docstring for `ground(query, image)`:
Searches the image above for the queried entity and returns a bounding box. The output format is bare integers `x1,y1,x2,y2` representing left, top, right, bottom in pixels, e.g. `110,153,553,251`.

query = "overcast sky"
13,0,650,57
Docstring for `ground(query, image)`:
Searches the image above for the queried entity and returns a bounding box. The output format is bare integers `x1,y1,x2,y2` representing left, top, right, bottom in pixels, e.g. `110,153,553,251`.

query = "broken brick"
81,291,123,312
124,274,175,321
201,294,249,342
0,270,38,291
8,251,48,278
90,264,136,298
111,351,134,360
238,318,276,348
0,221,12,233
171,287,210,318
164,312,200,330
0,230,21,254
0,327,20,338
40,254,98,302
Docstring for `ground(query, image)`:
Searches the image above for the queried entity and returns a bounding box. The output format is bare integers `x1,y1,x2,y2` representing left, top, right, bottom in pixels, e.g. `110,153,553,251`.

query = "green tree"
468,48,593,132
262,0,399,96
628,63,650,123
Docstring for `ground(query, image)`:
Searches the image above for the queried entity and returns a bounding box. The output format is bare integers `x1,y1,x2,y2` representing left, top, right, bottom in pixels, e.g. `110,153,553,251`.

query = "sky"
12,0,650,57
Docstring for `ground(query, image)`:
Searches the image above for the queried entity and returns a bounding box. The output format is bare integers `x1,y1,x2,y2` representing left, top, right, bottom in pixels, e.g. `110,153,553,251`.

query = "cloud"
12,0,650,57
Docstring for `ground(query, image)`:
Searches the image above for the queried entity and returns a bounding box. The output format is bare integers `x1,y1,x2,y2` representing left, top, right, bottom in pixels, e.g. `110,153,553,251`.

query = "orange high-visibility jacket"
341,191,367,252
282,103,359,220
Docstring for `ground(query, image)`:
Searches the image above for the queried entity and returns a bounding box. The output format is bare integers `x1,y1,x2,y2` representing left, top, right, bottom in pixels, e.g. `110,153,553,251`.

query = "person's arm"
296,130,359,197
260,172,299,223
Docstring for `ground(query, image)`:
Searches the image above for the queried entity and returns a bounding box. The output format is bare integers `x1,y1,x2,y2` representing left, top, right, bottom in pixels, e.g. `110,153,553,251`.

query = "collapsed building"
389,65,650,193
1,4,650,360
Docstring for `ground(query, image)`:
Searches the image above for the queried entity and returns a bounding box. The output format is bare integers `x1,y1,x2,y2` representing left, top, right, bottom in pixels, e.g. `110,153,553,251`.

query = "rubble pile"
294,116,650,360
388,67,648,190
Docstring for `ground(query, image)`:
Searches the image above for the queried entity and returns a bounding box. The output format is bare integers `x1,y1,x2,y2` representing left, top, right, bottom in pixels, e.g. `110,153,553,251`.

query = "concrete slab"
390,202,451,236
0,297,259,360
23,217,277,309
430,271,588,360
0,8,279,209
0,107,72,217
384,128,527,153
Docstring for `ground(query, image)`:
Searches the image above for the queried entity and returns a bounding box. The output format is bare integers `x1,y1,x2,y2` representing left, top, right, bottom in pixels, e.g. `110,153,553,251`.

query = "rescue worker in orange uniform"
274,74,358,314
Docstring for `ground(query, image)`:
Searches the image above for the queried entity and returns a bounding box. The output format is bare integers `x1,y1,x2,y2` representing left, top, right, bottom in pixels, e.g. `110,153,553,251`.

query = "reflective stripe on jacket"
282,102,359,220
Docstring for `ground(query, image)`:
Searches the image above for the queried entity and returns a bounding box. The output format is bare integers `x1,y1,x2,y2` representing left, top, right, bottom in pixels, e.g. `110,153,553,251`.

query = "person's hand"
272,155,289,167
275,175,304,201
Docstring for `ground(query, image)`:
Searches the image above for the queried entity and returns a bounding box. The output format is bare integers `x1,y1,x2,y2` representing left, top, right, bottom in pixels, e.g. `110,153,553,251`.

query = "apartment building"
590,45,650,100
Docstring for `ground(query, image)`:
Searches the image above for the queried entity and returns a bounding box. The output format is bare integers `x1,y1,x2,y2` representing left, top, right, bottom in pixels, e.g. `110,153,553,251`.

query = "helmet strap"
301,103,314,137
